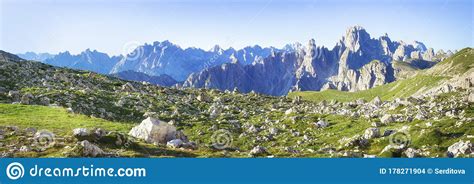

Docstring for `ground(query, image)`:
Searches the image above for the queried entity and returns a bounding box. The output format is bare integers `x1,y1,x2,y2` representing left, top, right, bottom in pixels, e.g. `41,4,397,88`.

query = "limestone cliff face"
185,52,299,95
183,26,447,96
328,60,393,91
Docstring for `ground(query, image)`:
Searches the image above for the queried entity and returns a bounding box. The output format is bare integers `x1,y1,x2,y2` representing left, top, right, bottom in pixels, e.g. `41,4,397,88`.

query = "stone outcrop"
129,117,184,145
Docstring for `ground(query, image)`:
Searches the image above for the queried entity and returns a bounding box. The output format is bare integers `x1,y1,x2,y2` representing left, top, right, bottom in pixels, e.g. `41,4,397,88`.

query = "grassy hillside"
1,103,471,158
289,48,473,102
0,49,472,158
0,104,133,135
427,48,474,76
0,104,205,158
289,75,446,102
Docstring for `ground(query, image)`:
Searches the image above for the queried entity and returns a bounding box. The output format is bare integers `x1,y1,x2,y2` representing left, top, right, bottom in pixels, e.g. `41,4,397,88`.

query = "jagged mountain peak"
183,26,454,96
341,25,371,51
149,40,180,49
282,42,303,52
58,51,72,56
82,48,101,55
307,38,316,48
210,45,224,53
412,41,427,52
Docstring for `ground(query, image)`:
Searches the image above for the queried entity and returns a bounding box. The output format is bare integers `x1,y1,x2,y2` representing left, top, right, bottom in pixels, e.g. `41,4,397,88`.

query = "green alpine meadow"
0,47,472,158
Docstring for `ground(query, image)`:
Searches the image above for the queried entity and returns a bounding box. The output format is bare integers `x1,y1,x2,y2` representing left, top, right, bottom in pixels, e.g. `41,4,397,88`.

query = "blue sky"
0,0,472,55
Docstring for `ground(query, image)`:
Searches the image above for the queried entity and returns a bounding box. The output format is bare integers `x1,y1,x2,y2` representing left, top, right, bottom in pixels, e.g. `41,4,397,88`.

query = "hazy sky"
1,0,472,55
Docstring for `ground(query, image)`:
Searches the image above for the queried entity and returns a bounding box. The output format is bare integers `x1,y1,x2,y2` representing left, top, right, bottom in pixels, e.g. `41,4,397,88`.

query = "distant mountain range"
17,52,54,61
17,26,455,95
183,26,455,95
18,42,278,81
110,41,277,81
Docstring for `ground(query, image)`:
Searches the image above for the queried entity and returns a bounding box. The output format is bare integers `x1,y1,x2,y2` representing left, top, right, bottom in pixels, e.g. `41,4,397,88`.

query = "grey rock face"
184,52,298,96
184,26,436,95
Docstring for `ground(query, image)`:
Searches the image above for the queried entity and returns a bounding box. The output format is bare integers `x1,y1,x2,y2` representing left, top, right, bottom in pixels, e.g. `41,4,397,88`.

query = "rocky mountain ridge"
110,41,278,81
184,26,454,95
16,26,456,95
18,42,279,82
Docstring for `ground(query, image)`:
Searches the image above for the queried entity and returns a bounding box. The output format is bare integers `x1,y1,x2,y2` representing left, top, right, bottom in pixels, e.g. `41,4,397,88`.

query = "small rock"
314,120,329,128
166,139,183,148
19,146,31,152
380,114,395,124
79,140,104,157
269,127,278,135
371,96,382,106
7,91,20,102
197,93,210,102
363,154,376,158
72,128,90,139
181,142,197,150
249,146,267,156
404,148,420,158
447,140,473,158
468,92,474,103
20,93,34,105
383,129,395,137
363,128,380,139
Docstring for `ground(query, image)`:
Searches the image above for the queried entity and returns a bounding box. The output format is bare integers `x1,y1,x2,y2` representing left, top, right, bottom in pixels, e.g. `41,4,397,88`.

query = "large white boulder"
129,117,179,145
